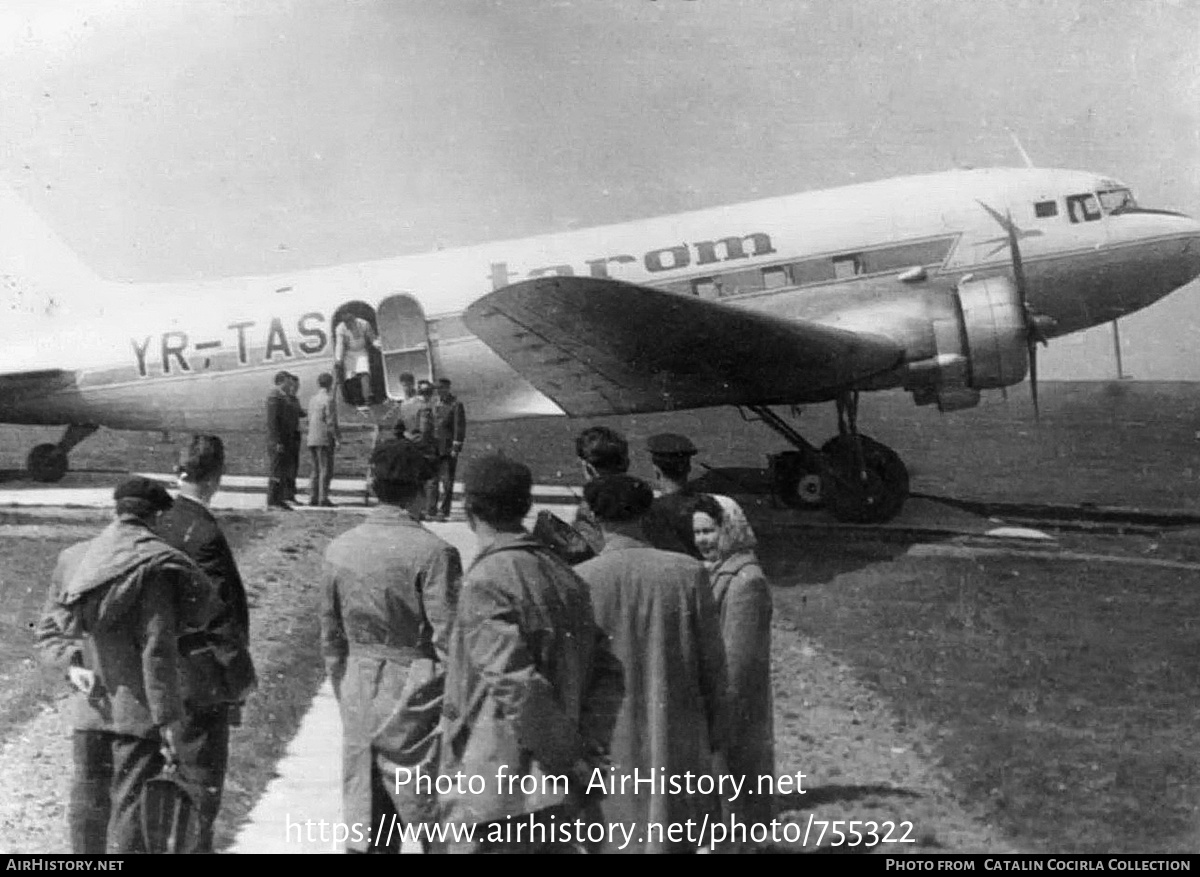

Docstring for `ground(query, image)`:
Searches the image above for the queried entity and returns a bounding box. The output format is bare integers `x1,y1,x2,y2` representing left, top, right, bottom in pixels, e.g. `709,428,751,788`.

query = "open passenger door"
375,293,433,398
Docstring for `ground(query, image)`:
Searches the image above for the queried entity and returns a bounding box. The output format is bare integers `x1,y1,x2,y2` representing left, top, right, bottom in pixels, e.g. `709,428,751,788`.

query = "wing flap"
463,276,904,417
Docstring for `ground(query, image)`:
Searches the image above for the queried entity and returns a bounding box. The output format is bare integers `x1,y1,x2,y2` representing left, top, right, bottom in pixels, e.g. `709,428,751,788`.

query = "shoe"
434,514,449,523
267,501,294,511
320,500,336,508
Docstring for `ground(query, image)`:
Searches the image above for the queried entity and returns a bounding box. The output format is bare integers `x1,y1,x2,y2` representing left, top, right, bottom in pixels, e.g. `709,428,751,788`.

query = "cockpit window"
1098,188,1137,215
1066,193,1102,224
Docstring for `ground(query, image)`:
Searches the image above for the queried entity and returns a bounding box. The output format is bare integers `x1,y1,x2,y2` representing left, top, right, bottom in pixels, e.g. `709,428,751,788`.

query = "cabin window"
692,278,720,299
1066,193,1102,223
762,266,790,289
1034,200,1058,218
832,254,864,279
790,258,837,286
715,268,765,298
860,237,956,274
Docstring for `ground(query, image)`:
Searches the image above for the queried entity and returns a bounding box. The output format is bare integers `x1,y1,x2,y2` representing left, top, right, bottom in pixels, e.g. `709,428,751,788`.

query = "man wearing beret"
35,476,216,853
439,455,624,853
320,439,463,852
576,474,728,853
642,432,704,557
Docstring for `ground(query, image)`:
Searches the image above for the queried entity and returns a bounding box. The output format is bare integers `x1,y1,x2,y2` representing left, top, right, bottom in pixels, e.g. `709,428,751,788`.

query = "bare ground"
0,512,1010,854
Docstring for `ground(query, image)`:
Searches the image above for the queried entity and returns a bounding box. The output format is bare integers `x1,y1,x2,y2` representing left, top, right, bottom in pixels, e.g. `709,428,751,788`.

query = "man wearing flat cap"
35,476,216,853
439,455,624,853
576,474,728,853
321,439,462,852
642,432,704,557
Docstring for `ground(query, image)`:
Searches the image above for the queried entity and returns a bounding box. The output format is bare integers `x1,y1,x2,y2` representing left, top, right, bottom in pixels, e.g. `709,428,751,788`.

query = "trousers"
69,730,164,854
424,455,458,518
174,704,233,853
308,445,335,505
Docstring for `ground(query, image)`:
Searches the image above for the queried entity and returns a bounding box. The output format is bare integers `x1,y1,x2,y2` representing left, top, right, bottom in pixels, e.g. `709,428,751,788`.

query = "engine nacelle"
905,275,1029,411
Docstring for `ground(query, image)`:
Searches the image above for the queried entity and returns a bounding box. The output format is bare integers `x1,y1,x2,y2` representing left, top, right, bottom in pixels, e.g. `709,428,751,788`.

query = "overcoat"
320,506,462,843
576,533,728,852
439,532,623,831
35,515,215,737
156,493,257,709
708,550,775,825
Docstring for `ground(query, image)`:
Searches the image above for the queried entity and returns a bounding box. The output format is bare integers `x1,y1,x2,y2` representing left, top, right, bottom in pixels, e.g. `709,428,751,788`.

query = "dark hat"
647,433,698,458
464,455,532,501
113,476,173,512
273,370,290,385
370,439,432,485
584,474,654,523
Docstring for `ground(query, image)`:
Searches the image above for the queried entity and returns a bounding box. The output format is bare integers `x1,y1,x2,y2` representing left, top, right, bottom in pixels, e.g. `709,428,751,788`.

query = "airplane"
2,166,1199,523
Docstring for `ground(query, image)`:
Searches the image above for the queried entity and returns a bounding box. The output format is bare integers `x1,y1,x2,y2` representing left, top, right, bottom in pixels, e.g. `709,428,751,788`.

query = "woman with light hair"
692,493,775,831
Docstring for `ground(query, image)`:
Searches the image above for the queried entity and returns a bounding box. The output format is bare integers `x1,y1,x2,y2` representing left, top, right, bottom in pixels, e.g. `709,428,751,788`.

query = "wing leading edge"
463,276,904,417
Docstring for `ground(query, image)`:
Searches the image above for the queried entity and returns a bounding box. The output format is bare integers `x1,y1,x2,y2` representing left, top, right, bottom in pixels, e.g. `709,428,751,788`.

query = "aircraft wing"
0,368,76,399
463,276,905,417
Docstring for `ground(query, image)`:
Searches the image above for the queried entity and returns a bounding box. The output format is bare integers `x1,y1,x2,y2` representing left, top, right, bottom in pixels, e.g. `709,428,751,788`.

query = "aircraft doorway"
331,302,387,407
375,293,433,399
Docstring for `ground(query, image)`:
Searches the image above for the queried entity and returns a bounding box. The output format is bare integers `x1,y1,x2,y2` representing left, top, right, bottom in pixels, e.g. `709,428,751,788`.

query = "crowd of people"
35,419,775,854
264,368,466,519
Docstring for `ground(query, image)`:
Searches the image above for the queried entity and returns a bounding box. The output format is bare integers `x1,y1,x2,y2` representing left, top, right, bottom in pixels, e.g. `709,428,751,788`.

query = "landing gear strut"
750,393,909,524
26,424,99,483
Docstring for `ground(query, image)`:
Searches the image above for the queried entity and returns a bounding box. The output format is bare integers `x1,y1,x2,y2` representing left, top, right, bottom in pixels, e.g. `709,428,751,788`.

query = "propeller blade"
1006,209,1042,419
1028,337,1040,421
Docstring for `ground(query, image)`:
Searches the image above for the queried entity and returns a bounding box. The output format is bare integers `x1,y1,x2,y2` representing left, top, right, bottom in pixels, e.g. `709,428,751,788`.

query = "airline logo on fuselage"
488,231,776,290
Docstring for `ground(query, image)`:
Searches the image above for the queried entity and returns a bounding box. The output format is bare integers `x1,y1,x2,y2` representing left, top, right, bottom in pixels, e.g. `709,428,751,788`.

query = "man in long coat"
35,477,215,853
320,439,462,852
425,378,466,521
576,474,728,853
439,455,624,853
265,371,298,509
155,435,258,852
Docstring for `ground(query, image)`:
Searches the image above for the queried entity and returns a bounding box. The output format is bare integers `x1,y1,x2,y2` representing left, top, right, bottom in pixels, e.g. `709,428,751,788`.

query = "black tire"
771,450,825,509
820,434,909,524
27,443,68,483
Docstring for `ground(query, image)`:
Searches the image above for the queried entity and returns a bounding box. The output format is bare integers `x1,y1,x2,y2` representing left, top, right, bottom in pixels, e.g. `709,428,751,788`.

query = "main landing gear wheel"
820,434,909,524
771,451,825,509
27,443,69,483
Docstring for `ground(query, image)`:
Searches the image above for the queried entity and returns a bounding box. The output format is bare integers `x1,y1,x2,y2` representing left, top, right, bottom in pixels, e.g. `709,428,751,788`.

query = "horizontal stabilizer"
464,276,904,417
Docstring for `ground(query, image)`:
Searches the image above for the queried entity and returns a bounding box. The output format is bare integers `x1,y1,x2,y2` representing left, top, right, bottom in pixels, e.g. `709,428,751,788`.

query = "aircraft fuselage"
4,167,1199,432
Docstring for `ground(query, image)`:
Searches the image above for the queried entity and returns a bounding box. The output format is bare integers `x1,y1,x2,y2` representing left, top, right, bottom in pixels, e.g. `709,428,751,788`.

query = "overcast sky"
2,0,1198,377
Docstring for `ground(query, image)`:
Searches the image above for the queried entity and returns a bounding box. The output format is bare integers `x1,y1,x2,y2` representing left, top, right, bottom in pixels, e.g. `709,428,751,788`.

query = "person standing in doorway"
306,372,340,507
334,312,379,408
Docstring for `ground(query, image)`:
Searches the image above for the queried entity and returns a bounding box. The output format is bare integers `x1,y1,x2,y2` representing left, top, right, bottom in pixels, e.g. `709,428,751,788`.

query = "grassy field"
772,547,1200,853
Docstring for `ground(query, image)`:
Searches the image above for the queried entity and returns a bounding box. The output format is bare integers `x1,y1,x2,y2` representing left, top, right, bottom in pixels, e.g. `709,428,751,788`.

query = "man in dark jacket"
35,477,215,854
439,455,623,853
322,439,462,852
155,435,258,853
265,371,299,510
571,426,629,557
425,378,466,521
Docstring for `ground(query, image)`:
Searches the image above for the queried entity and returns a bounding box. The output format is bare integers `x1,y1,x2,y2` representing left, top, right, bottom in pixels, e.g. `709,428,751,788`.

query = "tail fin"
0,184,106,320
